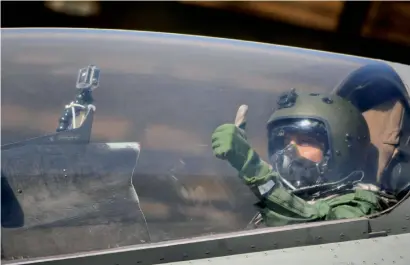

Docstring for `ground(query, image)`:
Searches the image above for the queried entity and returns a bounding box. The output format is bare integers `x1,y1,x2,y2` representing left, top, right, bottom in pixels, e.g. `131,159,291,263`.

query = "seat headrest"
362,98,405,183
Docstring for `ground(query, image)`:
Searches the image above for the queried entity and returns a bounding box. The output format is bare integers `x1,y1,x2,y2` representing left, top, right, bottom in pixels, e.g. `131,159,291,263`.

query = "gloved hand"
212,123,251,172
211,105,272,181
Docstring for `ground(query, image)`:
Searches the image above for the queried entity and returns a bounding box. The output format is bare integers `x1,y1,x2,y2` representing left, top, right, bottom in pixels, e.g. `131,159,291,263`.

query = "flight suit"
212,123,384,227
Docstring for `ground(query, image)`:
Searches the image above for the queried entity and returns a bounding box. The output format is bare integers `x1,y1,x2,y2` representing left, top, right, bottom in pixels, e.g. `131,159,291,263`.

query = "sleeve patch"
258,179,276,196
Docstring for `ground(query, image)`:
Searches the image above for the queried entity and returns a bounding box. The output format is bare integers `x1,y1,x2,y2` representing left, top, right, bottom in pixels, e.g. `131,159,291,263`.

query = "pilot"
211,89,394,227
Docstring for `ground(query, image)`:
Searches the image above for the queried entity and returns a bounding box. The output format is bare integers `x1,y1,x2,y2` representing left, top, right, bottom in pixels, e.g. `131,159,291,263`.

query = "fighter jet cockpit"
1,28,410,264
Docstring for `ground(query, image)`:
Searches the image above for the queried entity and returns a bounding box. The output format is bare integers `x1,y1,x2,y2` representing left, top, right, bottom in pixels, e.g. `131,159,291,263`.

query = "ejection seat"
334,63,410,199
362,99,404,184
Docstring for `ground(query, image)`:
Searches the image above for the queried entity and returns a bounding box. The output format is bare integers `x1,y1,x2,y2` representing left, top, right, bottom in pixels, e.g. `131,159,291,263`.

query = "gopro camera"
76,65,100,90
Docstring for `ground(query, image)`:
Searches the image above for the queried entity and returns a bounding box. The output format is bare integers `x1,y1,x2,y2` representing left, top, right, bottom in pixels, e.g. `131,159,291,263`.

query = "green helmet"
266,89,370,191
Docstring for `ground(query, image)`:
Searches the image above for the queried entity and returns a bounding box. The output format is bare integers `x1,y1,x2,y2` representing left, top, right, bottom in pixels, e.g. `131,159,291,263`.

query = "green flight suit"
212,123,384,227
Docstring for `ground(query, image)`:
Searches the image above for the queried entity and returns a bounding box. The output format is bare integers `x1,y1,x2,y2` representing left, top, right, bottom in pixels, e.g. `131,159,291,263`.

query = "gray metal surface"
164,233,410,265
2,218,370,265
2,142,149,258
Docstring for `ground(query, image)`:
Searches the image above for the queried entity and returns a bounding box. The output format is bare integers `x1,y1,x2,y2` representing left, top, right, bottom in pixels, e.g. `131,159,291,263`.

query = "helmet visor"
268,118,330,189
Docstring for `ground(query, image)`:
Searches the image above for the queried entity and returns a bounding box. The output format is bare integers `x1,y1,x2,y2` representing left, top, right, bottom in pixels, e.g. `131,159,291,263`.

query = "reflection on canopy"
2,28,390,261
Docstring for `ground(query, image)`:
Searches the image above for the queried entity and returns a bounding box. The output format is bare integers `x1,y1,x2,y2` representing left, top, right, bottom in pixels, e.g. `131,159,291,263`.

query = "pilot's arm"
211,124,381,226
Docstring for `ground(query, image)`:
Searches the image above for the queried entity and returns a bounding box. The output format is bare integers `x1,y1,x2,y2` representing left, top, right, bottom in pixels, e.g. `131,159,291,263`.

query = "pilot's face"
285,134,324,163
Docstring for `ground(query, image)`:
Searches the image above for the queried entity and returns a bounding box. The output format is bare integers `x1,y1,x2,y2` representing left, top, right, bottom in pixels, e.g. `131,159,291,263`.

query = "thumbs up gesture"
211,105,252,172
234,104,248,130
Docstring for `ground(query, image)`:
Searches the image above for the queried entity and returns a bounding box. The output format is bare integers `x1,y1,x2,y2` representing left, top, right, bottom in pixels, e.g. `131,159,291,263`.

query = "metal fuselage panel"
162,233,410,265
1,142,149,258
